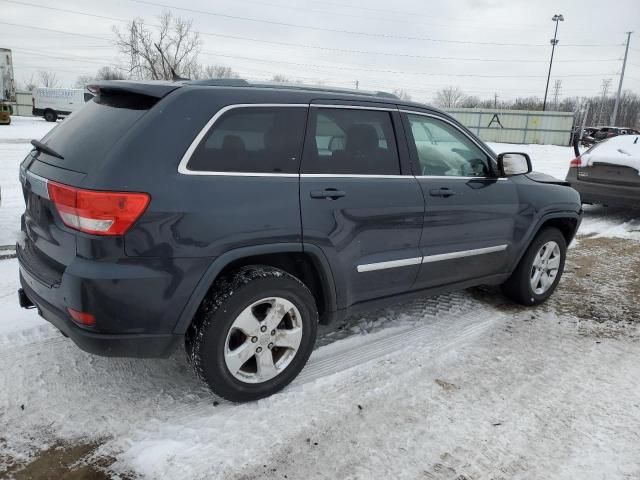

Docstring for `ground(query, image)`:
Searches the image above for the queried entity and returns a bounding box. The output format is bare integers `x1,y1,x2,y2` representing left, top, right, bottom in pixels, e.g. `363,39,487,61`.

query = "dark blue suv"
17,80,582,401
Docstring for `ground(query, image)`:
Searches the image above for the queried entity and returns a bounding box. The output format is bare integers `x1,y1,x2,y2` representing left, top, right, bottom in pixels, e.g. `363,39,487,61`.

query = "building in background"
0,48,16,102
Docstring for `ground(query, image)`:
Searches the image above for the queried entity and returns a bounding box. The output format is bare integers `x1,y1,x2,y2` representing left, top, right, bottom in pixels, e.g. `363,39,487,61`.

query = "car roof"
88,78,449,116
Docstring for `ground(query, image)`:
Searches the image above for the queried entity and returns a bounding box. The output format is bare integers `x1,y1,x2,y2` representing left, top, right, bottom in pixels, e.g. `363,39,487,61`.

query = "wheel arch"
510,210,580,272
173,243,338,334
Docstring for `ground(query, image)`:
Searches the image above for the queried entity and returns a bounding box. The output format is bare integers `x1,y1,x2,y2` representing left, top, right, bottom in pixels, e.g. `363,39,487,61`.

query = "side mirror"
497,152,532,176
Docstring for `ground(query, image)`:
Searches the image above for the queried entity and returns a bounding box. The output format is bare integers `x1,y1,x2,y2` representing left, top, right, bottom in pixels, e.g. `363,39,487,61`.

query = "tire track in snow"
175,305,502,423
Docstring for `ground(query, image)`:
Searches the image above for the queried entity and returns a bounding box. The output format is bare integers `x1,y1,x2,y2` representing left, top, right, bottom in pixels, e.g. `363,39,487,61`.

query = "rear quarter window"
186,106,307,174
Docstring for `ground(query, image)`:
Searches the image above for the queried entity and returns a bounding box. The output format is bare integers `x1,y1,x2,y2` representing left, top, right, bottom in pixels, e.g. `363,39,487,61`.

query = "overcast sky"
2,0,640,103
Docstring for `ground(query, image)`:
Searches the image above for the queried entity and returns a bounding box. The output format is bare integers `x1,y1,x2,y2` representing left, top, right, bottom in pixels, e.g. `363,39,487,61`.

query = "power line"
199,51,616,78
1,17,620,64
0,21,111,41
130,0,623,48
202,50,621,67
4,0,130,24
1,0,538,33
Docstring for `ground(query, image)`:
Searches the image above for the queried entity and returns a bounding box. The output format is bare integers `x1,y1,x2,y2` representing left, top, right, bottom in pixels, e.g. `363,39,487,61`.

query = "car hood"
525,171,570,186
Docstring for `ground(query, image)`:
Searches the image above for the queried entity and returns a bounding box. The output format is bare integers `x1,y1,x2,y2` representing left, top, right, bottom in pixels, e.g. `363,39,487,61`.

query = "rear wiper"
30,140,64,160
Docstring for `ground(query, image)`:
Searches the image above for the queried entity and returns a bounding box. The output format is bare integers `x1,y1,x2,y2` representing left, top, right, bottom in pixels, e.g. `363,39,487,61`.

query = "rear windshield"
38,92,155,173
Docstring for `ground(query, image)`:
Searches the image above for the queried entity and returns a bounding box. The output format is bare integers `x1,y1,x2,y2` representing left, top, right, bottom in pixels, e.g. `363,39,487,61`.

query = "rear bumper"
565,169,640,208
19,269,182,357
16,232,209,357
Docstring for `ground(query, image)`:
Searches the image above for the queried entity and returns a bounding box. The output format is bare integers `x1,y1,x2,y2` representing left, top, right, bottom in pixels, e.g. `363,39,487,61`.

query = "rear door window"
186,107,307,174
303,108,400,175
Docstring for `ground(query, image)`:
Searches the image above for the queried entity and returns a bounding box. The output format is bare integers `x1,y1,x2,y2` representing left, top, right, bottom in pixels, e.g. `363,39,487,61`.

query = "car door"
401,110,520,289
300,103,424,308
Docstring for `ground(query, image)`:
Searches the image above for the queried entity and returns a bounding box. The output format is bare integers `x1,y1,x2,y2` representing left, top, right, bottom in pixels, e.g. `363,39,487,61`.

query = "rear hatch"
18,83,176,281
578,162,640,187
578,136,640,188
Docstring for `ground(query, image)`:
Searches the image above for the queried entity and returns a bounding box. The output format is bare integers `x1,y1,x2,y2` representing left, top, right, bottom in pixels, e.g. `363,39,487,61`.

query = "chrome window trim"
421,245,507,264
414,176,509,181
399,109,502,177
178,103,405,177
357,244,508,272
357,257,422,273
301,173,407,179
177,103,308,176
312,104,398,112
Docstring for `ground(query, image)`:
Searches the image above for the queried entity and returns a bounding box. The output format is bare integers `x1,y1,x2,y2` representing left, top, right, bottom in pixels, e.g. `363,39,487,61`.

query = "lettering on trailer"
35,89,75,99
487,114,503,129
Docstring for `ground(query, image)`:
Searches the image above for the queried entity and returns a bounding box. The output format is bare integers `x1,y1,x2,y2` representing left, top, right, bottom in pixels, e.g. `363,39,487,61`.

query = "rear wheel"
186,265,318,402
44,110,57,122
501,227,567,306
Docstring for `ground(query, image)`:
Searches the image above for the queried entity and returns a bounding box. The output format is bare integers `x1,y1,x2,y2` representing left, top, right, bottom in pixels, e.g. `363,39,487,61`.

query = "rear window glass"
186,107,307,174
37,93,154,173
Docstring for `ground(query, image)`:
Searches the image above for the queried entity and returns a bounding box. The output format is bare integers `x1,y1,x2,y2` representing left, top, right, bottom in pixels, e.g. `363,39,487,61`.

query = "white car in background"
32,88,94,122
566,134,640,208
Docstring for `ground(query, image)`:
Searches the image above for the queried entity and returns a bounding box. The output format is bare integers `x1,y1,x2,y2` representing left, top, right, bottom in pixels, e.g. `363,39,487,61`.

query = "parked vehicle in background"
573,127,599,147
17,79,582,402
0,102,11,125
567,134,640,208
32,88,94,122
593,126,640,142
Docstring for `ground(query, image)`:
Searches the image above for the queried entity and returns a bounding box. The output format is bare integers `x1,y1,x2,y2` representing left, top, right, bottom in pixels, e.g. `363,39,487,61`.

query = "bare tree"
393,89,412,101
433,87,469,108
96,66,127,80
21,74,37,92
201,64,239,79
76,66,127,88
271,74,290,83
37,70,60,88
113,11,201,80
75,75,95,88
460,95,481,108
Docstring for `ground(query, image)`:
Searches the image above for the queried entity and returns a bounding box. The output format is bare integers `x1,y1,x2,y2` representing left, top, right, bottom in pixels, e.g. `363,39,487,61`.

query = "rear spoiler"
87,80,182,99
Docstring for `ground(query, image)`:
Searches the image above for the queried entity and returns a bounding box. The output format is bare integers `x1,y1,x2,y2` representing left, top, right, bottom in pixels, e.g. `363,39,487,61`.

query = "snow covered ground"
1,118,639,479
0,117,54,246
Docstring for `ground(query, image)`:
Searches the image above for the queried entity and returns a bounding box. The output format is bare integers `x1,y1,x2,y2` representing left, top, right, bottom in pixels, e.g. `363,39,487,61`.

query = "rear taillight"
569,157,582,168
47,182,150,236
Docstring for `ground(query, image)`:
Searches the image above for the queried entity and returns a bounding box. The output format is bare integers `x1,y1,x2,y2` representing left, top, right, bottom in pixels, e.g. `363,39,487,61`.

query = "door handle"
310,188,346,200
429,188,456,197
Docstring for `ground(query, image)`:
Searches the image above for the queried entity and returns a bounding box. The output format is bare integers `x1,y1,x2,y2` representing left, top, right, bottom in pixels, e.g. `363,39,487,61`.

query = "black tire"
44,110,57,122
501,227,567,306
186,265,318,402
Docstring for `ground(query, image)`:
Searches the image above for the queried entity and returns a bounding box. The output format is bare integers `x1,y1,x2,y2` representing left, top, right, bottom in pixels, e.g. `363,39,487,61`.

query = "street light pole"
543,14,564,112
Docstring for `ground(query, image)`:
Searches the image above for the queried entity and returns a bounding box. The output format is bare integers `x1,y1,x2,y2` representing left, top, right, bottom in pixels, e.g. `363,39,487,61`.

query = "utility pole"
493,93,498,109
596,79,612,126
552,79,562,110
611,31,633,126
355,80,359,90
543,14,564,111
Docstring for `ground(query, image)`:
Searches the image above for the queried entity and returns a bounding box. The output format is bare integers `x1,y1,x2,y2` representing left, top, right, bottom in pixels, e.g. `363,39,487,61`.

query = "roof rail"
247,81,399,99
185,78,399,99
186,79,251,87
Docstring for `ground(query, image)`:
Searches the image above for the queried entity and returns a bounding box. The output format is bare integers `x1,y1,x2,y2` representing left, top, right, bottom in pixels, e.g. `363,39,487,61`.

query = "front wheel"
501,227,567,306
44,110,57,122
186,265,318,402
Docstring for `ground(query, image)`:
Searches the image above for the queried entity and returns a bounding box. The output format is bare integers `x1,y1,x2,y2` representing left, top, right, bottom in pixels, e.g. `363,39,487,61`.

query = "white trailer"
32,88,92,122
0,48,16,102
